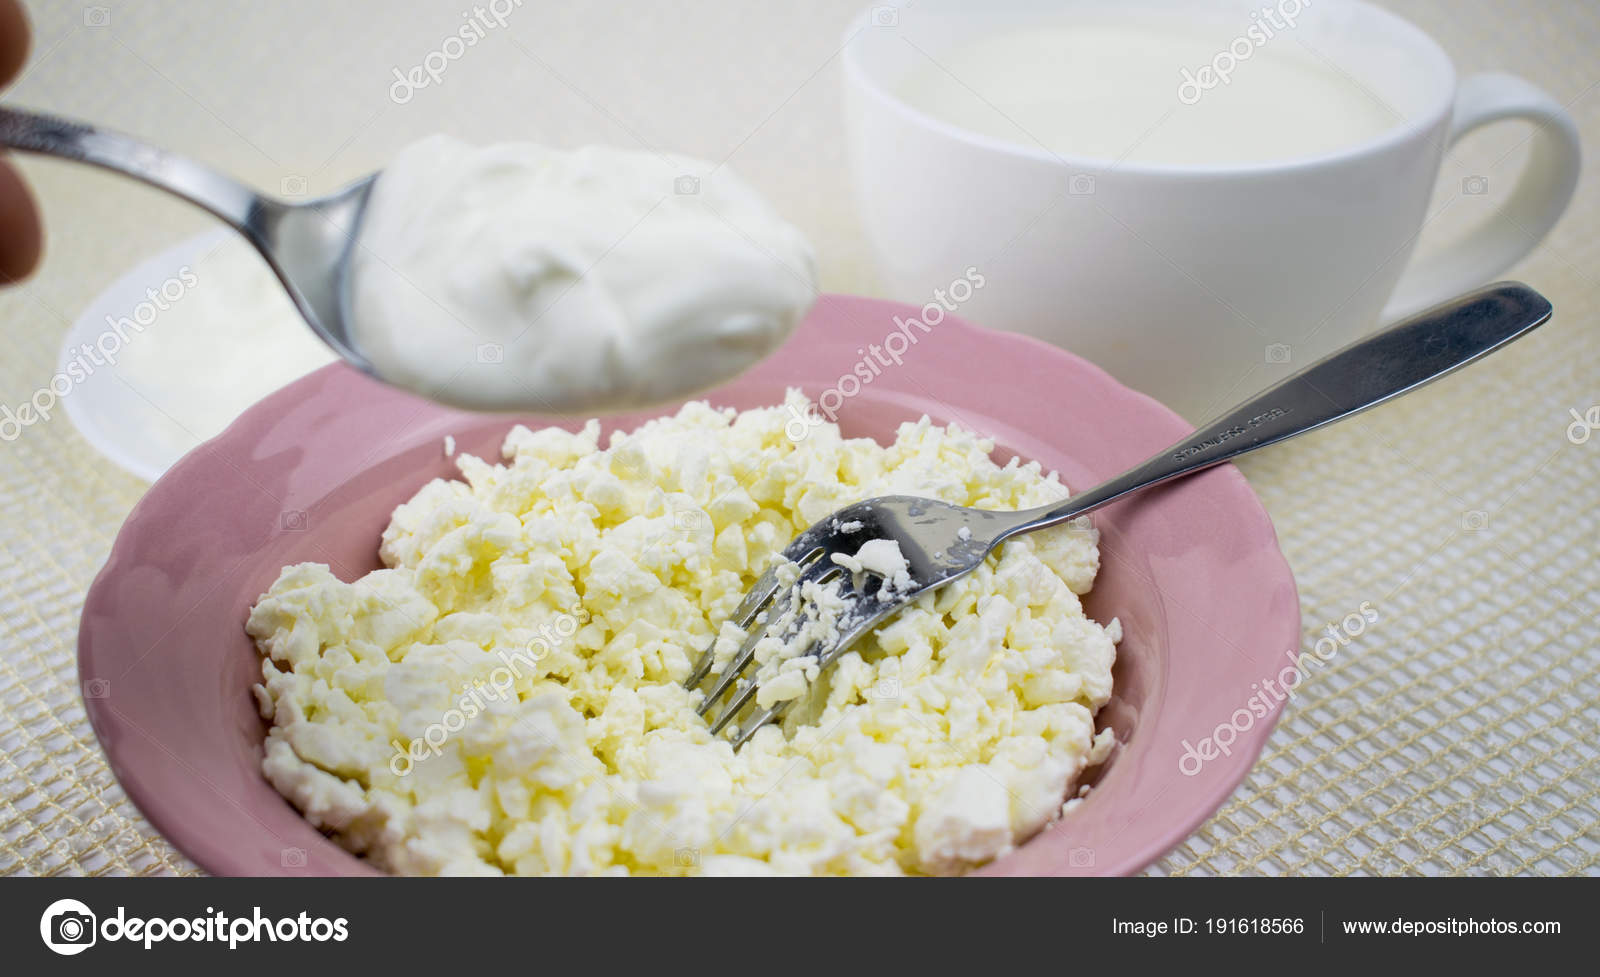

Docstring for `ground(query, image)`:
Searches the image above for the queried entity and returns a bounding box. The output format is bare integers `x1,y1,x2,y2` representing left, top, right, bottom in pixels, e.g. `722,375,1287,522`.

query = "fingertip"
0,0,29,87
0,159,42,283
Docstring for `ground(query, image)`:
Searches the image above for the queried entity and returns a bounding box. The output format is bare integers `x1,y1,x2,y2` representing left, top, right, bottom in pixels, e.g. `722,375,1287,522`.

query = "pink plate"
79,295,1300,876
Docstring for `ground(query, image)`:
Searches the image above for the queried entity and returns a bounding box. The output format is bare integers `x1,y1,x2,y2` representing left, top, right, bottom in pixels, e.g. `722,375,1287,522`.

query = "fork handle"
1005,282,1552,537
0,103,263,232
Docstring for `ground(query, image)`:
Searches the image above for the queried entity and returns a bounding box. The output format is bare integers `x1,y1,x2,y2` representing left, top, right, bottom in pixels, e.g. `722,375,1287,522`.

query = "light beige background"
0,0,1595,875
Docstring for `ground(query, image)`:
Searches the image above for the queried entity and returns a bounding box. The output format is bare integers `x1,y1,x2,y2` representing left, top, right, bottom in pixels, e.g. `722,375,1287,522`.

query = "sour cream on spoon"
347,135,817,413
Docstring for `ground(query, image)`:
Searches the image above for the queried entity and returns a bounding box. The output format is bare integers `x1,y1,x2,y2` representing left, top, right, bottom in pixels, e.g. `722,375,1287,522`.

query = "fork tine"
707,575,866,735
695,554,843,713
682,646,717,692
694,612,777,716
690,517,923,744
683,565,784,689
713,612,871,740
814,614,882,672
729,702,788,748
729,565,787,628
687,495,991,749
707,678,760,735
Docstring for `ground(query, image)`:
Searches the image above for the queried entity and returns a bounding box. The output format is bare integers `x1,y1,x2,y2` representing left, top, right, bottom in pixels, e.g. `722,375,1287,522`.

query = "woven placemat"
2,0,1595,876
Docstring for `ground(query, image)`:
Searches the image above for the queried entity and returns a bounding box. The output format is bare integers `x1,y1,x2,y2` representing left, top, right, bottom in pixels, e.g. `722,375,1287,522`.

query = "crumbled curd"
246,392,1117,876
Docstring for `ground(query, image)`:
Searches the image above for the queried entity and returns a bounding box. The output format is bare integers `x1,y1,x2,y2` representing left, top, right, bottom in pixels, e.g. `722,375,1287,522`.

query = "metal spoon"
0,104,376,373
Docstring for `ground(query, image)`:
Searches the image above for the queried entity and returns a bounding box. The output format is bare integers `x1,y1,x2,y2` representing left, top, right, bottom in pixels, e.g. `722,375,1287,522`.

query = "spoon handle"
1014,281,1553,532
0,103,262,232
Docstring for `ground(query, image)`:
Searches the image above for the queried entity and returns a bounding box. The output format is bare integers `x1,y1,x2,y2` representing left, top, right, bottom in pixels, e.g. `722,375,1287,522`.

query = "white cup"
842,0,1580,420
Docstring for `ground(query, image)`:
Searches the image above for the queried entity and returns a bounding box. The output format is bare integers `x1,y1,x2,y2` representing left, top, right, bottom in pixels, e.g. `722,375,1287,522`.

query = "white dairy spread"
348,135,817,413
247,393,1117,875
832,537,913,596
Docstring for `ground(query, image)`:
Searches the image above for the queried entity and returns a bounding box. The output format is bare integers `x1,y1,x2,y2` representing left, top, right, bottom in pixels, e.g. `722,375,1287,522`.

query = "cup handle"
1381,72,1581,321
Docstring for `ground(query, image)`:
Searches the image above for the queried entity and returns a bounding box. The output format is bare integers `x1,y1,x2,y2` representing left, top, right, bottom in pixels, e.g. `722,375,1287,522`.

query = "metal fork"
686,282,1552,746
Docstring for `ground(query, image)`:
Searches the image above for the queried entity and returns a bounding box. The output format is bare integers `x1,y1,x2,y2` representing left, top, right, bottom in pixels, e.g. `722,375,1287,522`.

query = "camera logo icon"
280,175,308,196
1461,509,1489,532
1068,846,1095,868
1067,173,1096,195
673,174,700,195
1264,343,1292,364
672,507,711,539
83,7,111,28
82,678,111,700
1461,175,1489,196
673,846,700,867
477,342,504,364
869,5,898,27
40,898,97,955
280,509,309,532
281,846,308,869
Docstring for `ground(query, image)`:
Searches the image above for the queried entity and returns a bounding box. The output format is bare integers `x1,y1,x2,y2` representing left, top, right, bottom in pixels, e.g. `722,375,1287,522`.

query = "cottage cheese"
247,392,1117,875
832,537,914,599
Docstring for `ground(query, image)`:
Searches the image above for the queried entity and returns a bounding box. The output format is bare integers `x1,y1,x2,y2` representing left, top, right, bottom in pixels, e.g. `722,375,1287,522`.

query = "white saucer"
59,229,332,481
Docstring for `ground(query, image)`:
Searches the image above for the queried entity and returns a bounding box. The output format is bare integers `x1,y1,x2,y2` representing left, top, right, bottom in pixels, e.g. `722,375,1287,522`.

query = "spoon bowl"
244,174,377,372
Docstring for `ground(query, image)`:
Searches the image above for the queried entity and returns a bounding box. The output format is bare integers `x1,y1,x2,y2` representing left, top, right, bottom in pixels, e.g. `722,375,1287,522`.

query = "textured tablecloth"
1,0,1595,876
